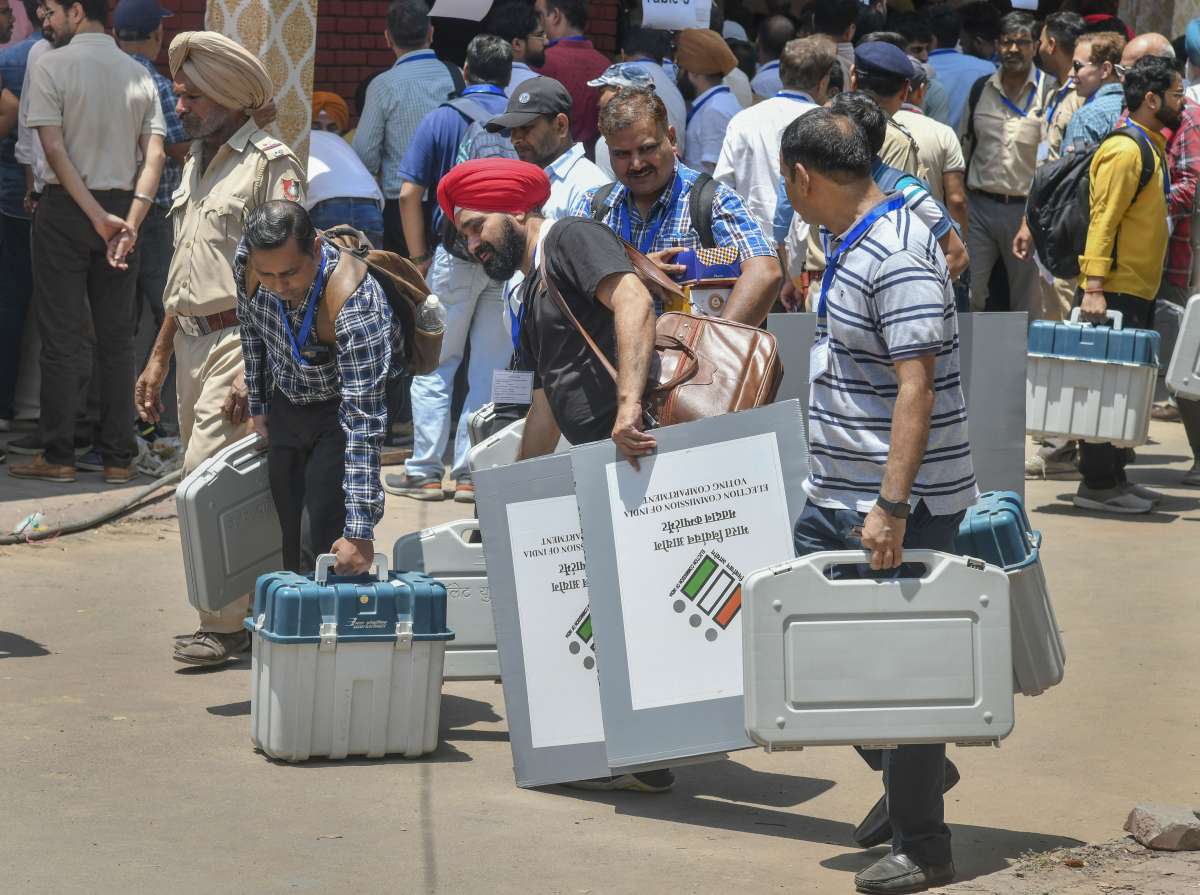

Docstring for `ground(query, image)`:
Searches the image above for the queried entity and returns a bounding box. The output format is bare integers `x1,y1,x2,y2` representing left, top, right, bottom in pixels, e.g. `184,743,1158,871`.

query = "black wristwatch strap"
875,494,911,519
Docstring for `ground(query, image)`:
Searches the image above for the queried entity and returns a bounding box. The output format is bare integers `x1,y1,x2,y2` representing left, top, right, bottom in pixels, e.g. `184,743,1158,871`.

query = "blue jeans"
792,500,966,868
308,197,384,249
405,245,509,481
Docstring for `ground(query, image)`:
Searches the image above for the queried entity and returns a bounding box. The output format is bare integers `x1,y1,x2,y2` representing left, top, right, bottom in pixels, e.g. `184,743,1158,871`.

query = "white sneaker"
1025,454,1080,480
1123,482,1163,504
1073,486,1153,514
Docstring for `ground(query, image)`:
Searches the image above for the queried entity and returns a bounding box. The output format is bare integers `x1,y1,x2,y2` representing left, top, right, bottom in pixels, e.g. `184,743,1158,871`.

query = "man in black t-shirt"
437,158,659,467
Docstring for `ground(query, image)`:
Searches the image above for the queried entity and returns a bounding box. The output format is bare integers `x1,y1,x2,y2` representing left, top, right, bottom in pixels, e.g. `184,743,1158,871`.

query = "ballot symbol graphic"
670,550,743,641
565,606,596,670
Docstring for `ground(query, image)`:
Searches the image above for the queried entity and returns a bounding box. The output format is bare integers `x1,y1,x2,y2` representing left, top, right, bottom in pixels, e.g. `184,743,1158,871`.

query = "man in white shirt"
715,34,835,234
306,128,385,247
619,26,686,155
486,0,545,98
751,15,795,100
675,28,742,175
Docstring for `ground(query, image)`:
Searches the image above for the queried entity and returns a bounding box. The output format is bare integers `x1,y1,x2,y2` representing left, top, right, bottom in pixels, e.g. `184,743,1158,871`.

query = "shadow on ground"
0,631,51,658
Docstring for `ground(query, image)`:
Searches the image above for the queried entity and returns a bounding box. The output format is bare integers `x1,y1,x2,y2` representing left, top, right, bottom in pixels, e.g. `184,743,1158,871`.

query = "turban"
675,28,738,77
1188,18,1200,67
169,31,275,112
312,91,350,133
437,159,551,223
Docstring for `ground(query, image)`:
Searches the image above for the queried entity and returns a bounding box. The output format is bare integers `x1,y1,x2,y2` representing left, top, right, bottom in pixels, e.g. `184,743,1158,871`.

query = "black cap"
485,77,572,132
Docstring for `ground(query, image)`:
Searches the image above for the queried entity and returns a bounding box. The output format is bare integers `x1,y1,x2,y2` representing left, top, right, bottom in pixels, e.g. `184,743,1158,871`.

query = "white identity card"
492,369,534,404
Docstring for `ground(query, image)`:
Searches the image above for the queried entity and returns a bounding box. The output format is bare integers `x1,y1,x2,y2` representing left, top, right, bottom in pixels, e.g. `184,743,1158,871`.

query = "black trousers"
1075,291,1156,490
266,391,347,574
33,186,139,467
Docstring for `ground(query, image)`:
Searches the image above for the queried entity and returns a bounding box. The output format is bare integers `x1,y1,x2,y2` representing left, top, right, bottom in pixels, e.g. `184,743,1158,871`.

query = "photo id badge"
809,337,831,384
492,369,534,404
1036,140,1050,163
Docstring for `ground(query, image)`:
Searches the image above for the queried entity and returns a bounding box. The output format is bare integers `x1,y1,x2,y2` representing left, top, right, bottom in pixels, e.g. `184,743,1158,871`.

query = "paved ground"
1,419,1198,894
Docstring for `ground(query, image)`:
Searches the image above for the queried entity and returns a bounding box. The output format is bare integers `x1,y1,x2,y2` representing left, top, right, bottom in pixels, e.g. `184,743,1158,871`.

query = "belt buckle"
177,314,205,337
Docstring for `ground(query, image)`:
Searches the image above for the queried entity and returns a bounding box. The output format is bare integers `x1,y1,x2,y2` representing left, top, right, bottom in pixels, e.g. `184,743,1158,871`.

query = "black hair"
854,8,887,45
828,90,886,155
544,0,587,30
1042,11,1085,55
758,15,796,60
598,87,669,139
1081,15,1129,38
999,12,1036,41
859,31,908,51
894,14,933,48
826,56,844,93
465,33,512,87
621,25,670,64
780,107,872,182
1123,55,1179,115
51,0,108,24
959,2,1001,42
728,39,757,79
812,0,859,38
924,3,961,51
387,0,430,48
245,201,317,254
1171,35,1189,75
484,1,540,44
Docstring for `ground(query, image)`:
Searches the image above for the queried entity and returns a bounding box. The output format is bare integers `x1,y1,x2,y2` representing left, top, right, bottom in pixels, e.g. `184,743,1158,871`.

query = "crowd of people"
2,0,1198,889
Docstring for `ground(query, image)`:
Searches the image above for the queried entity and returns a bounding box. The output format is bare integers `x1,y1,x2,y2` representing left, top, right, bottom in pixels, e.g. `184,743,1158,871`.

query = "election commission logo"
565,606,596,670
670,550,743,641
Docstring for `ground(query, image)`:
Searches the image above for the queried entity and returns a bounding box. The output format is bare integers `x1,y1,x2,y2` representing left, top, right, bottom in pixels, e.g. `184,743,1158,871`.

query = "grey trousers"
967,192,1044,318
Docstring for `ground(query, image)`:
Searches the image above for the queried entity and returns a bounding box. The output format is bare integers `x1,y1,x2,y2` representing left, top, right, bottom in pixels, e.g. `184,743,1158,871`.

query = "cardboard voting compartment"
766,312,1027,497
742,550,1014,750
571,400,809,768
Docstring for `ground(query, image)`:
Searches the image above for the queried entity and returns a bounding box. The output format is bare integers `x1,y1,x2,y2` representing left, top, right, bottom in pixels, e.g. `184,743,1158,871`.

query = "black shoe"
854,760,960,849
855,853,955,894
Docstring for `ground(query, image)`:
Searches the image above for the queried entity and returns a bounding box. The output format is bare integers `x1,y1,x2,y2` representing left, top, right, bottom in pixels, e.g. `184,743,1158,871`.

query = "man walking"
675,28,743,176
750,15,795,100
353,0,459,255
1062,32,1127,149
1037,11,1087,160
960,11,1054,315
485,1,545,98
925,3,994,131
1073,56,1181,514
532,0,609,151
781,106,976,895
133,30,306,666
9,0,165,485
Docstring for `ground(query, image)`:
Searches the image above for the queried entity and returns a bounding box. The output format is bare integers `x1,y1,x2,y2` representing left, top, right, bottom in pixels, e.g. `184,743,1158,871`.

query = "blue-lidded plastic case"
1028,319,1160,366
955,491,1040,572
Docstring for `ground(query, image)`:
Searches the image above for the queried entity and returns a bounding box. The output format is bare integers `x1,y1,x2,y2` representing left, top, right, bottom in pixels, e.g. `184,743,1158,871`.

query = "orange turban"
312,91,350,133
437,159,551,222
675,28,738,76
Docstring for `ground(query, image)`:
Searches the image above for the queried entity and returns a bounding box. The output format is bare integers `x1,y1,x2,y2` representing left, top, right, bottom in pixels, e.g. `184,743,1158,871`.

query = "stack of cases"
393,521,497,681
246,555,454,761
956,491,1065,697
1026,314,1160,447
1166,295,1200,400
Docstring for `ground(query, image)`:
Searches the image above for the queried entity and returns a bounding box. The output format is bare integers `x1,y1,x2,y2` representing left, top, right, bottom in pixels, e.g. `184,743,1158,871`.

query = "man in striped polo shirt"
779,107,979,895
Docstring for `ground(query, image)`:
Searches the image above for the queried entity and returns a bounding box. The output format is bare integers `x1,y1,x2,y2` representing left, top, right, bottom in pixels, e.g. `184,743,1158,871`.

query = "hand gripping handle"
314,552,389,584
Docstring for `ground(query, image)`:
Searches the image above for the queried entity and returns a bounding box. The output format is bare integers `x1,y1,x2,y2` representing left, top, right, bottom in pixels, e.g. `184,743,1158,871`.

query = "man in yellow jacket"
1075,55,1185,514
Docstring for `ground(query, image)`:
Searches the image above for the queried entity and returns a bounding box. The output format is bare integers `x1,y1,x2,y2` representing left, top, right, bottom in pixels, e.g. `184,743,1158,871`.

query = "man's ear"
667,124,677,147
557,112,570,137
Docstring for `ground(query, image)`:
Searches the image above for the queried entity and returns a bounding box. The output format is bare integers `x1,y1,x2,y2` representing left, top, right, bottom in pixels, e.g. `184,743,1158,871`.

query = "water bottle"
416,294,447,335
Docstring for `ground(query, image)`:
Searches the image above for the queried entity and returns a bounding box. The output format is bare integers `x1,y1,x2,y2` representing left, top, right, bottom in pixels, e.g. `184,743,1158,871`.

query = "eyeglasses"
1000,38,1034,49
527,30,547,41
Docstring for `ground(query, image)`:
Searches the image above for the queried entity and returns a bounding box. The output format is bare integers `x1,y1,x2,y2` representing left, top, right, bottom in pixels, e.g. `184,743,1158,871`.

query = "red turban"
437,159,551,223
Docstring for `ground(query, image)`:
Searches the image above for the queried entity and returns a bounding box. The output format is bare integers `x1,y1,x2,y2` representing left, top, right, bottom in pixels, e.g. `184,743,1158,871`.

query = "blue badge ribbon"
620,171,684,256
278,253,328,366
817,194,907,319
393,50,437,69
686,85,731,125
998,68,1043,118
461,84,507,98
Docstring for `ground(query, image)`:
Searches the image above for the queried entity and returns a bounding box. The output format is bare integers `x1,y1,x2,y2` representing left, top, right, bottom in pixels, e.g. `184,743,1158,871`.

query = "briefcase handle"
1069,307,1124,330
314,552,389,584
808,549,958,582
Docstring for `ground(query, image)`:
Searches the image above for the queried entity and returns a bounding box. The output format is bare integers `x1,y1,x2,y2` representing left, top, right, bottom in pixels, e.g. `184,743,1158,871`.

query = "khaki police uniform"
165,118,305,633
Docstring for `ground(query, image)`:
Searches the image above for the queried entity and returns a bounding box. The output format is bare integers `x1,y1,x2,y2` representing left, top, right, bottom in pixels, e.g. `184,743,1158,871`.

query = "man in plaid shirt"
236,201,402,575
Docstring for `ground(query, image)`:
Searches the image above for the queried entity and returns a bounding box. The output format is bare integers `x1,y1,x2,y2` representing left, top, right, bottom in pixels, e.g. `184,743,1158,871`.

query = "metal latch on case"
395,620,413,650
319,621,337,651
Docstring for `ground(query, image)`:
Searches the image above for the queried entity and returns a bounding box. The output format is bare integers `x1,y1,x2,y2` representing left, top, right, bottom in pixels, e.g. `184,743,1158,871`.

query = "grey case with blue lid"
742,550,1014,751
177,433,282,613
393,519,498,680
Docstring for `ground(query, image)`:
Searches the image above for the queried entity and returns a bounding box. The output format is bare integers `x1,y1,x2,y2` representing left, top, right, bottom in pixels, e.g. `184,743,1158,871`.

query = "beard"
475,217,526,281
525,46,546,68
182,108,231,140
678,71,697,103
1159,104,1183,131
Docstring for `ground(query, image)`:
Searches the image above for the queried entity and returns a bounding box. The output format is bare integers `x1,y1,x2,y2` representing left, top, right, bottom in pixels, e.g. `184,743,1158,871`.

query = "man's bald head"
758,15,797,62
1122,32,1174,68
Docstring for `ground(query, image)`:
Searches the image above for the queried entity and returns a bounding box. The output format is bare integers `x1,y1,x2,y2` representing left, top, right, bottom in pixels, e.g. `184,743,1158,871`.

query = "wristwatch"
875,494,911,519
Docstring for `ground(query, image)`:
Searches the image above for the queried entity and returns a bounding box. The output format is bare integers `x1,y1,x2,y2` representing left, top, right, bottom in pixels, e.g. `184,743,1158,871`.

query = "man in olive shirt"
9,0,165,485
132,31,306,667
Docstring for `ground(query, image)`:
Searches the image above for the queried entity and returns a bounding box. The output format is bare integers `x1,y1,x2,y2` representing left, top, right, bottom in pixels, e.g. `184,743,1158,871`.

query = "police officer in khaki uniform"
133,31,307,667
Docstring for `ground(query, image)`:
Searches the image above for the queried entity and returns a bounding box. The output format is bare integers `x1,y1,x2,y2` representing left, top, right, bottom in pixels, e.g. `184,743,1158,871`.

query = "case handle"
445,519,483,546
810,549,955,581
228,433,268,471
314,552,389,584
1069,307,1124,330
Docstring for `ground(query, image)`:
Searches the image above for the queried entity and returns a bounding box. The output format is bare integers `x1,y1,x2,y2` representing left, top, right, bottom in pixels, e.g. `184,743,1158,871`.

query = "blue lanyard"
998,69,1042,118
461,84,506,98
1046,80,1071,122
547,35,586,48
817,194,906,319
394,50,436,69
759,60,780,72
1124,119,1172,199
686,85,730,125
278,254,327,366
620,172,683,255
776,89,815,104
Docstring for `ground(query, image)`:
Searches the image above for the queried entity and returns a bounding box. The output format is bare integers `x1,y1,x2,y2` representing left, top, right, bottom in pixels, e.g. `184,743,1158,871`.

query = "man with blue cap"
587,62,658,178
112,0,189,441
853,40,924,178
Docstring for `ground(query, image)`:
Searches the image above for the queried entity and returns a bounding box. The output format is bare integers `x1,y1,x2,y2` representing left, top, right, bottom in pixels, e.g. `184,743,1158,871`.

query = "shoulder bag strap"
315,252,369,345
590,181,618,221
537,251,619,383
688,173,717,248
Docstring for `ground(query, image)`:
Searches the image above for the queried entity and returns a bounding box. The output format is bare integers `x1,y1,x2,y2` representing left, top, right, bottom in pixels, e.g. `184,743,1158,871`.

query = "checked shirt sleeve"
233,244,271,419
710,182,776,260
333,280,392,542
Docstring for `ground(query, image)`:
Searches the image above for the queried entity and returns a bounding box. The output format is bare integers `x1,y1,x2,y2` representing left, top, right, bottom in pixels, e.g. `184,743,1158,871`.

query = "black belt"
971,189,1026,205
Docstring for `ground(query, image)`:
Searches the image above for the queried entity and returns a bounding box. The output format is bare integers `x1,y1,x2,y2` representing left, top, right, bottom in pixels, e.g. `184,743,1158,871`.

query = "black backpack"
1025,128,1156,280
589,173,719,248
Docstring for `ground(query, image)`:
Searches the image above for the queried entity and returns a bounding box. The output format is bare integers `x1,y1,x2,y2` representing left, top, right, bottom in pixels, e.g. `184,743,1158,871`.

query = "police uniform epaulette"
250,131,292,161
